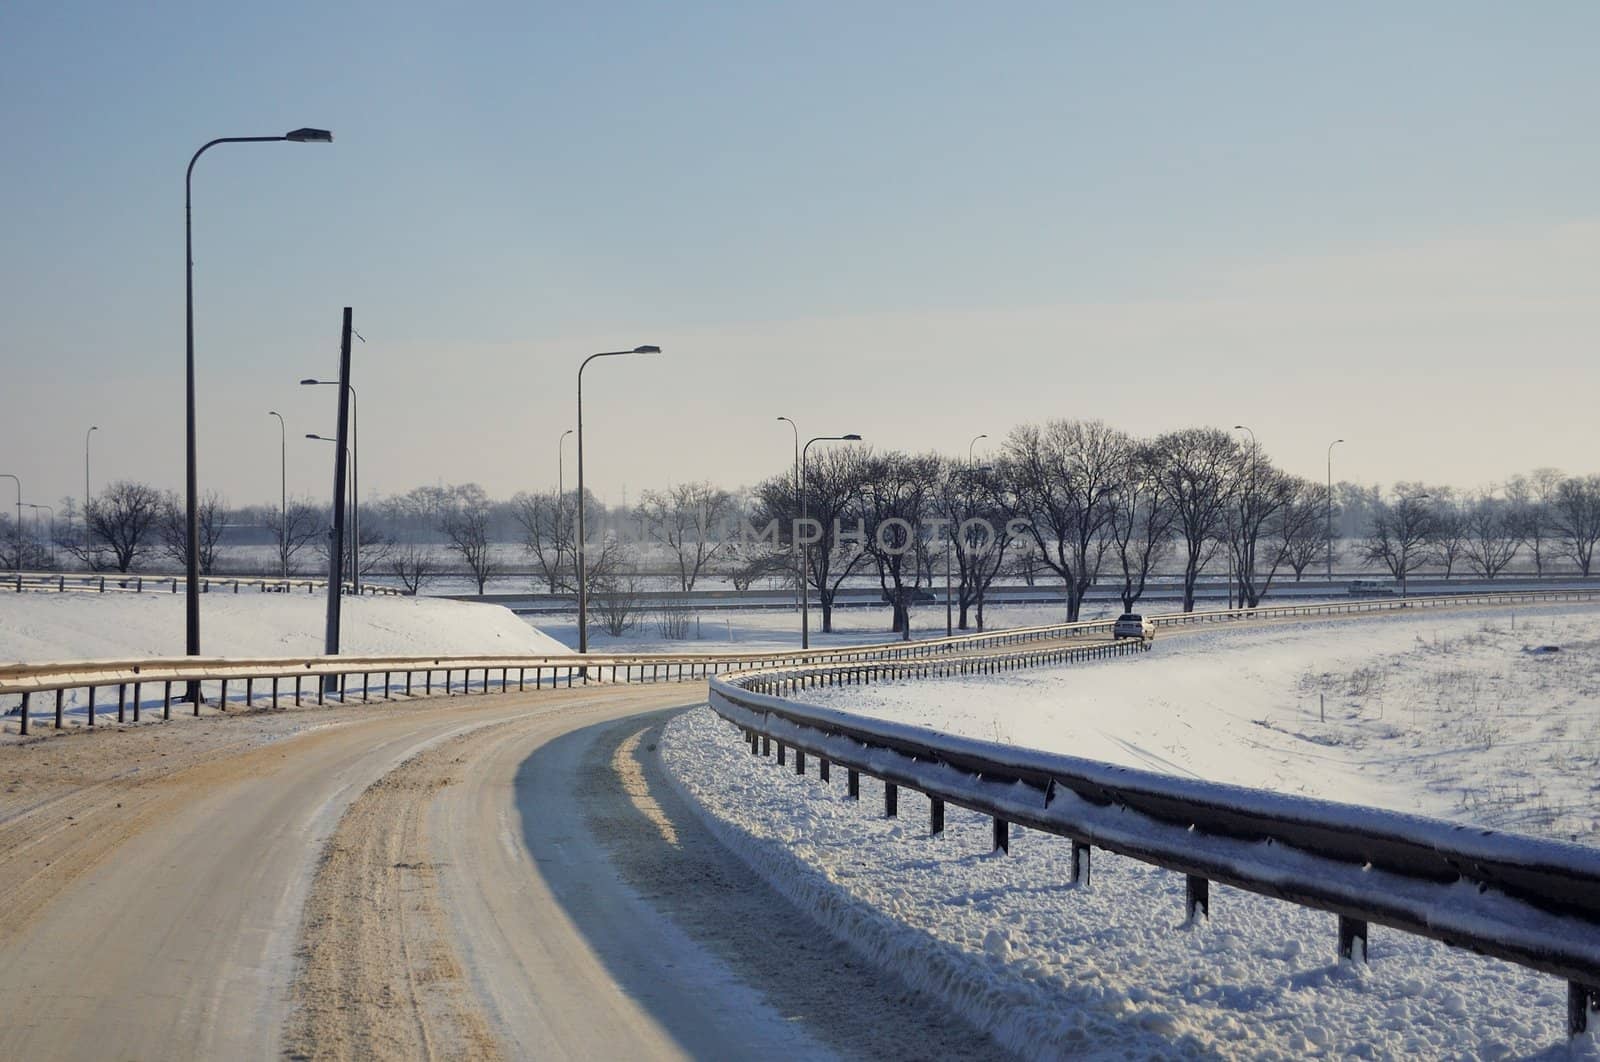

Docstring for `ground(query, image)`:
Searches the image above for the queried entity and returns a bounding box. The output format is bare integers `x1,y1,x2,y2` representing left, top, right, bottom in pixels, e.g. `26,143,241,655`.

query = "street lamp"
1326,439,1345,584
302,379,358,591
269,412,287,580
576,346,662,653
84,425,98,558
1,474,19,576
185,127,331,687
801,433,863,650
969,433,988,465
777,417,801,612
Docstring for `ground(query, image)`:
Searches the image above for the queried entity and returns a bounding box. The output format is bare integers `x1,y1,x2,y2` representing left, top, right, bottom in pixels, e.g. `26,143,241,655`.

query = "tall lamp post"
269,412,288,579
185,127,331,689
83,425,98,557
777,417,801,612
801,434,863,650
968,433,988,466
302,379,358,590
576,346,662,653
1,474,19,576
1326,439,1344,584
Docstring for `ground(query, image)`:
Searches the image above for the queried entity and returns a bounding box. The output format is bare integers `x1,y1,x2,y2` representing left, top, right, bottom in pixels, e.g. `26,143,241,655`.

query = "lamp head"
843,434,862,441
284,128,333,143
299,378,321,386
633,345,661,354
305,433,324,441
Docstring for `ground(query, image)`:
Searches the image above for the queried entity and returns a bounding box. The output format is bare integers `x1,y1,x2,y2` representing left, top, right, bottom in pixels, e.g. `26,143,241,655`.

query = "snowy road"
0,683,997,1060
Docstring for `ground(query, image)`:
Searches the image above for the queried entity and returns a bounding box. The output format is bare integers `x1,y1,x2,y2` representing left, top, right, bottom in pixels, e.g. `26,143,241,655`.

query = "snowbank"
0,592,571,663
658,603,1600,1057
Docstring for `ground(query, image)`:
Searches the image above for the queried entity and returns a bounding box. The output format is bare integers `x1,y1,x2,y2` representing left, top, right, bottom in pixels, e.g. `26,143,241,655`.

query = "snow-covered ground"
533,603,1123,654
0,592,571,662
659,603,1600,1058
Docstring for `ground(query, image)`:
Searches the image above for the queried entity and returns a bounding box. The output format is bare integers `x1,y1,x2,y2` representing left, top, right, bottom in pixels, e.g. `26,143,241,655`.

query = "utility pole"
322,308,353,691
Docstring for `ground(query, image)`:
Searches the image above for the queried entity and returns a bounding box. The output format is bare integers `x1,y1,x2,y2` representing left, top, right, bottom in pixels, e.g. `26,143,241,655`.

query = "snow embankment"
658,603,1600,1057
0,592,571,663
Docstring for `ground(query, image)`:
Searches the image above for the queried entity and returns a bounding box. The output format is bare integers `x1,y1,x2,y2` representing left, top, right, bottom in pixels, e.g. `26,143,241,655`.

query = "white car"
1112,613,1156,642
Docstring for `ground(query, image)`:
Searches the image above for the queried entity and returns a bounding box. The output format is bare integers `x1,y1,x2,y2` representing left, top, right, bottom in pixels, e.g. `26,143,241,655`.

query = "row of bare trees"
1360,475,1600,589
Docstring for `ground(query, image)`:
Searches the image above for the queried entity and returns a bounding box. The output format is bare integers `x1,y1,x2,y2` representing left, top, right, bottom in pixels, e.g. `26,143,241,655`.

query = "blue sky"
2,1,1596,508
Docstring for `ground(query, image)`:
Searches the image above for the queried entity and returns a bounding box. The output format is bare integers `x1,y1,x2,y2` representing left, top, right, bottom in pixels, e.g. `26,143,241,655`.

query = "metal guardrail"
0,570,403,596
7,588,1600,738
706,595,1600,1039
6,585,1600,1032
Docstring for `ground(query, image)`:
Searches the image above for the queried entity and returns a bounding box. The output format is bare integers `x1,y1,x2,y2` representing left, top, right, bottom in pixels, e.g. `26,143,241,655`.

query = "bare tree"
1276,481,1332,581
382,542,432,594
1152,428,1239,612
277,499,326,576
1462,495,1520,579
158,489,228,575
858,452,941,638
1360,490,1437,594
1105,443,1175,613
1227,444,1297,608
588,542,642,637
1005,420,1130,621
636,482,735,592
1551,475,1600,576
750,447,870,633
1504,468,1563,576
83,481,162,572
512,489,577,592
933,460,1017,630
442,491,498,593
0,515,52,572
1427,493,1468,578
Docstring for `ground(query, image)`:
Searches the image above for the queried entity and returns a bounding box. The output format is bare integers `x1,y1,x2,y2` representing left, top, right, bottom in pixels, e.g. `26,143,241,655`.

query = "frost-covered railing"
0,569,403,596
708,669,1600,1039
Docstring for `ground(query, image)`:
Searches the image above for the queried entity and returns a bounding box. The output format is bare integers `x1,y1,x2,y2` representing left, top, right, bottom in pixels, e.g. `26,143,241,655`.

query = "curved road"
0,683,998,1060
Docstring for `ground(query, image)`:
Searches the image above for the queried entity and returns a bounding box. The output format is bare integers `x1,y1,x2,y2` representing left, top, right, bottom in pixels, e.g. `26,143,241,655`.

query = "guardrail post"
761,735,771,756
1571,983,1598,1037
362,673,369,703
884,783,898,818
777,742,786,766
218,679,228,711
1338,916,1368,964
405,672,412,697
1071,842,1090,886
819,757,830,782
117,682,126,723
87,686,96,727
383,671,391,700
795,748,805,775
518,668,525,692
132,683,141,722
848,768,860,800
993,817,1009,853
54,689,64,729
1185,876,1210,922
162,682,171,719
930,797,944,836
17,692,28,736
271,677,279,709
246,678,254,708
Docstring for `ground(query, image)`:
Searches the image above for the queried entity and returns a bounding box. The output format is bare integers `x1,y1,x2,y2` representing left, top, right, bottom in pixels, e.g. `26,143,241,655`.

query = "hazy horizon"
4,2,1596,509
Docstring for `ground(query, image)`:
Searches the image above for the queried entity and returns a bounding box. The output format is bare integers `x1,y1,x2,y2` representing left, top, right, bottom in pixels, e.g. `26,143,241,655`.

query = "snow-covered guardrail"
0,569,403,596
707,600,1600,1039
